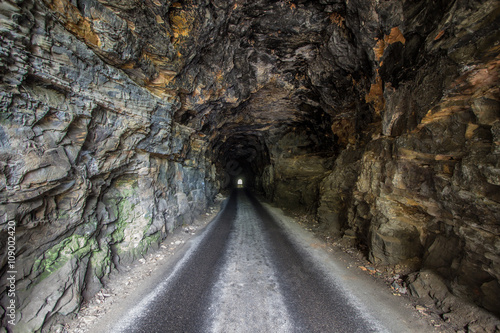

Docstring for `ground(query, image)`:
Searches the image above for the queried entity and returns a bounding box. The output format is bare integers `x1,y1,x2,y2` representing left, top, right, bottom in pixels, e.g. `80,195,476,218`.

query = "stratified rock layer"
0,0,499,331
0,1,217,331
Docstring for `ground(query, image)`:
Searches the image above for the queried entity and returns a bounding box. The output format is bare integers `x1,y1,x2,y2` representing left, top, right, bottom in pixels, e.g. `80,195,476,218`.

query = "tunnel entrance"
2,1,499,331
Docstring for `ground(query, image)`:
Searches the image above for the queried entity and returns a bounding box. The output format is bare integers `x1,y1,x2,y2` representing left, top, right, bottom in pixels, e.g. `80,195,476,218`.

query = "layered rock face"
0,0,499,331
0,1,218,331
311,1,500,317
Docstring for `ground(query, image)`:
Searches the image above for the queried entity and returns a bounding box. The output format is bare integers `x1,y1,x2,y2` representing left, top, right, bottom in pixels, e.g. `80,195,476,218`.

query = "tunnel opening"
213,133,270,193
1,0,499,330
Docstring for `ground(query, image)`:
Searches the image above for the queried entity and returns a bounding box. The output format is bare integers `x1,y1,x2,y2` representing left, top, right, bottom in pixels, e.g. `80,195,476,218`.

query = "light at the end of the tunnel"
237,179,243,188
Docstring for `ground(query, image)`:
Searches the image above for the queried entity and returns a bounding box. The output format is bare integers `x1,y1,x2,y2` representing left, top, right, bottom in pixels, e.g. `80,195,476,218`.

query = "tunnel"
0,0,499,331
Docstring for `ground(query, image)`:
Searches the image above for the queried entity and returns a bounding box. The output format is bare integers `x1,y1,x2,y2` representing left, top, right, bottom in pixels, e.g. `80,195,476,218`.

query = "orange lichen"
466,123,480,139
367,27,406,113
373,39,386,62
169,4,195,38
442,163,453,175
365,72,385,115
331,118,356,145
329,12,345,28
373,27,406,62
434,30,445,41
121,62,136,70
386,27,406,45
418,103,467,129
215,69,225,84
43,0,101,48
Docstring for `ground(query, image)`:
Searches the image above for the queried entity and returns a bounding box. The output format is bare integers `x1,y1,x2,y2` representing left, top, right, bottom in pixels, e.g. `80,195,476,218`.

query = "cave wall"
0,1,217,331
0,0,499,330
252,0,500,317
328,60,500,315
260,129,333,212
312,0,500,316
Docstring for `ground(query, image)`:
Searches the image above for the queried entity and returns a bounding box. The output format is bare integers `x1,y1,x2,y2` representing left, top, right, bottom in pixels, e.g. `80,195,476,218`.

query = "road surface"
102,189,433,333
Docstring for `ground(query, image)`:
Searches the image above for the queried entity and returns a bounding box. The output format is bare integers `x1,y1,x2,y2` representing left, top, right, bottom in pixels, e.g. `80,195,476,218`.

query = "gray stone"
1,0,499,330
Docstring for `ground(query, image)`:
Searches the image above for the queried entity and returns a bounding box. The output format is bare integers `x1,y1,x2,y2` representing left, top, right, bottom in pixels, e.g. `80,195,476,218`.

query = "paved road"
107,189,419,333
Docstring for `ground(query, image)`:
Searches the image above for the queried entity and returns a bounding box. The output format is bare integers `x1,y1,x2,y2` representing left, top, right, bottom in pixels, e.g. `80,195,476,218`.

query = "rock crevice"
1,0,499,331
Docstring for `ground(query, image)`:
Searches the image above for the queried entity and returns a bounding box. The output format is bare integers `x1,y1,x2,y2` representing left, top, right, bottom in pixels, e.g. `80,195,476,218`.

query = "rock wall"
358,61,500,316
260,129,334,212
313,0,500,317
0,1,217,331
257,0,500,318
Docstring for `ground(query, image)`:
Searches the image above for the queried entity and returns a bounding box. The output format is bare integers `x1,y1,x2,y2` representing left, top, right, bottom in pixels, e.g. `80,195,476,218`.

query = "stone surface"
0,0,499,331
0,1,217,331
407,270,500,332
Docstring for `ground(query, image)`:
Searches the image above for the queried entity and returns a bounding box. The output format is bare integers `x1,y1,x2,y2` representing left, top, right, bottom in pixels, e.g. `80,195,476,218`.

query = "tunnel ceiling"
168,0,347,173
2,0,500,330
50,0,499,179
33,0,499,178
57,0,414,173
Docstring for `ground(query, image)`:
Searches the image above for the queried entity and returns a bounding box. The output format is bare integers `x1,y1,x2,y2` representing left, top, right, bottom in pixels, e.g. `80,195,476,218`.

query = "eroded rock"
0,0,499,330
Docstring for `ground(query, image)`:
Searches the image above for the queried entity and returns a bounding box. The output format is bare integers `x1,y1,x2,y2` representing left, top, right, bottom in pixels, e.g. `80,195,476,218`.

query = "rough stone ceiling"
2,1,500,330
65,0,334,172
166,0,345,173
46,0,499,175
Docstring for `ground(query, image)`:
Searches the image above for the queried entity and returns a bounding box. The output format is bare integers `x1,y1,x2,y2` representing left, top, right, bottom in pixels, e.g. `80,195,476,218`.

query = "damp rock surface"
0,0,499,331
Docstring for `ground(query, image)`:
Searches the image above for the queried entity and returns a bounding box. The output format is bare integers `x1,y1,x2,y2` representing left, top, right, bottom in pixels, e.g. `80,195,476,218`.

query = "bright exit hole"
237,179,243,188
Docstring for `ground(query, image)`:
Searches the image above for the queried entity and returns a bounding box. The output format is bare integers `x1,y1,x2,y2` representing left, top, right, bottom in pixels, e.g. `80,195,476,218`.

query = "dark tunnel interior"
1,0,499,330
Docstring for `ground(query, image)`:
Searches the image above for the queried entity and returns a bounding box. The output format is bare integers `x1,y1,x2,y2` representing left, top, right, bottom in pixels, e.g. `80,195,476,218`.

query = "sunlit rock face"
0,0,499,330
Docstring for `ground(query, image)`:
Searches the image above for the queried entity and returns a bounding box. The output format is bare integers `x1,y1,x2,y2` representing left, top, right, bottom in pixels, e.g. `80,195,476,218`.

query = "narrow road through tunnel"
1,1,499,331
102,190,431,333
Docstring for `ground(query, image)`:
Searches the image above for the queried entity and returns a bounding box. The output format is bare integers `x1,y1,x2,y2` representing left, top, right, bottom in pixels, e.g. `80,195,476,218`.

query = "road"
104,189,432,333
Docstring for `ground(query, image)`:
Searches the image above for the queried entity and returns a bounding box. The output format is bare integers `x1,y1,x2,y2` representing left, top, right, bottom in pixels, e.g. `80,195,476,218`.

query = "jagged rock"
0,1,217,331
369,216,423,265
407,270,500,331
0,0,499,330
317,148,362,236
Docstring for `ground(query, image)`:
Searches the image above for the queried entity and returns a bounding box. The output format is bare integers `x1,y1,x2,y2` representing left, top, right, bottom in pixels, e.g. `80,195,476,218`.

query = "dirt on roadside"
54,200,499,333
53,203,222,333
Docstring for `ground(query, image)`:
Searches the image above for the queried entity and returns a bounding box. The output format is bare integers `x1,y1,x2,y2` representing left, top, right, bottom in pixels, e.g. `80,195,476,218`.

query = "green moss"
90,248,112,279
33,235,96,284
106,178,138,256
104,176,159,263
111,195,136,243
114,176,139,191
128,233,162,261
102,196,119,222
140,233,162,251
57,211,70,220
